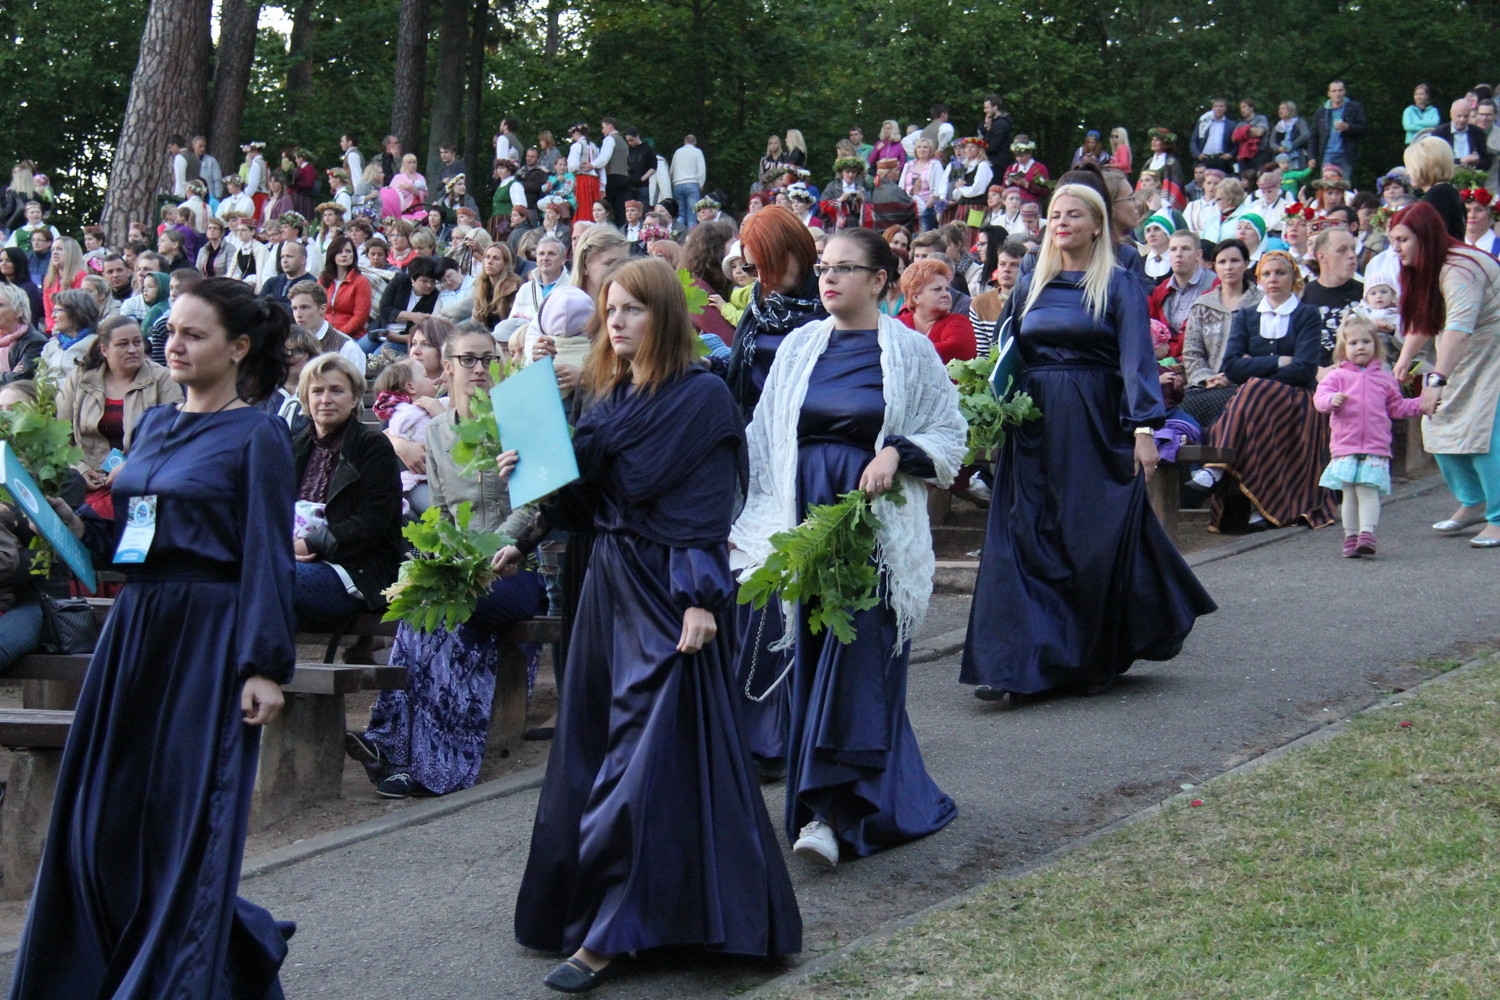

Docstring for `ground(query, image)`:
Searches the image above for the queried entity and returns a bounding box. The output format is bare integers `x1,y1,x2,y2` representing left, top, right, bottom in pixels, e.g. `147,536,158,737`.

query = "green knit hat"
1239,213,1267,240
1144,212,1176,236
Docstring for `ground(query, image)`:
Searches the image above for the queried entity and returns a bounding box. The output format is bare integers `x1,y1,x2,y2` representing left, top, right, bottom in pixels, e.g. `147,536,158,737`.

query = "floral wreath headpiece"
1282,202,1316,222
832,156,867,174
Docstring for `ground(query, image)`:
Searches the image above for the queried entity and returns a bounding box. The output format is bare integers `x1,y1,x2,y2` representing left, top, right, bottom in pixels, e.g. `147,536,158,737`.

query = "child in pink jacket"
1314,314,1424,558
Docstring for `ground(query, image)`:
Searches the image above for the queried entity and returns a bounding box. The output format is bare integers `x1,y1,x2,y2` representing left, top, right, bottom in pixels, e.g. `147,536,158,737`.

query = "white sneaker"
793,821,839,867
1189,468,1222,490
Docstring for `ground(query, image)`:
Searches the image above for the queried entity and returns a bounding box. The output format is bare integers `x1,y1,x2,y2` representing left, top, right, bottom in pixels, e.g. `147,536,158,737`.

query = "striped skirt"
1207,377,1337,531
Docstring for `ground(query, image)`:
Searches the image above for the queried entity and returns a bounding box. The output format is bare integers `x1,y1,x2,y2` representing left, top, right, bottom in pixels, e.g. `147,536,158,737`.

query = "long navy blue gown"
784,330,957,857
514,368,801,959
10,406,297,1000
961,269,1217,694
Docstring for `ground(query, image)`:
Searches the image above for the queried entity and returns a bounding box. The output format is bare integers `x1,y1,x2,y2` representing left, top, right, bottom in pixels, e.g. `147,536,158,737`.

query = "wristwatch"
1424,372,1448,388
1133,427,1155,436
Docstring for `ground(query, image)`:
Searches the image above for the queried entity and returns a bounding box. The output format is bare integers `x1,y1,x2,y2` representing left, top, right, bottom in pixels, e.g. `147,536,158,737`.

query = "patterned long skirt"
1207,377,1337,531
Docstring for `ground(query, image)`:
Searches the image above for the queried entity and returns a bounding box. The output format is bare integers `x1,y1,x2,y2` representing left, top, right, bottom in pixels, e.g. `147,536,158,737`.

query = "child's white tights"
1340,483,1381,535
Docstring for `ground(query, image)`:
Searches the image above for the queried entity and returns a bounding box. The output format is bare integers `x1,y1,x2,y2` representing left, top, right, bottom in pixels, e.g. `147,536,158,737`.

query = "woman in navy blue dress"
732,229,967,868
723,206,824,779
961,184,1216,705
508,258,799,993
10,278,297,999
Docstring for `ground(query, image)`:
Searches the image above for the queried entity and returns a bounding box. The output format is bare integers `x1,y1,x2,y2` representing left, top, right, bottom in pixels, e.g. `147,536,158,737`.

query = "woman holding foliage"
506,258,800,993
961,185,1216,707
346,328,546,799
731,228,966,869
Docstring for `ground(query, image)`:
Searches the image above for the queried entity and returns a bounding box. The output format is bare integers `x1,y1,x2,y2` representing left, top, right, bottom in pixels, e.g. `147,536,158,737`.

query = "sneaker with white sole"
793,820,839,867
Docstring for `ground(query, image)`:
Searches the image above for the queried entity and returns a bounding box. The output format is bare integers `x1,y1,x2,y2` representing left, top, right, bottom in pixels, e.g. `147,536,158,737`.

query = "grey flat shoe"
1434,517,1487,534
1469,535,1500,548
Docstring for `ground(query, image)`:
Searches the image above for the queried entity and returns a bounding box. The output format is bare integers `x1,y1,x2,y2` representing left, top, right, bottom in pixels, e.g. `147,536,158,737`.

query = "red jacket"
322,271,371,338
897,307,976,365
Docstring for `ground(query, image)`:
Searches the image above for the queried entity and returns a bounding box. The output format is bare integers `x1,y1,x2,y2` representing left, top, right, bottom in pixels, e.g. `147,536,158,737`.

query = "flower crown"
1460,187,1500,220
694,196,721,211
785,182,814,203
1367,206,1395,232
638,222,671,244
832,156,867,174
956,136,988,150
1282,202,1316,222
1148,127,1177,144
1009,140,1036,154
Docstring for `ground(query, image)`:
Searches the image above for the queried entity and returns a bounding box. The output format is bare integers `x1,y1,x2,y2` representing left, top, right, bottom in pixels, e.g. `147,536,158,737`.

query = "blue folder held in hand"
0,442,97,593
488,356,581,509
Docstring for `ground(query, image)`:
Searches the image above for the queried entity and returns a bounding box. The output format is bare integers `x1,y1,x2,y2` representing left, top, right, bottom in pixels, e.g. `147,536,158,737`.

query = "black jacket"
1,326,46,384
1310,99,1368,169
626,141,657,187
1432,123,1493,172
294,418,405,612
981,113,1013,175
376,272,437,334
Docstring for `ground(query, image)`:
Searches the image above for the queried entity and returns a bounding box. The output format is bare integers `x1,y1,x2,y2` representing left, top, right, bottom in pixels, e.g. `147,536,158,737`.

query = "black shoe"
543,956,627,994
344,731,385,765
974,686,1028,709
375,773,434,799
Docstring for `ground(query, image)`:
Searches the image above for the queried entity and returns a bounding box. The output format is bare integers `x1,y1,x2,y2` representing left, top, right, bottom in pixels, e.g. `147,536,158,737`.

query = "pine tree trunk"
544,0,560,58
425,0,469,182
208,0,263,171
286,0,317,107
390,0,432,159
461,0,488,180
100,0,215,245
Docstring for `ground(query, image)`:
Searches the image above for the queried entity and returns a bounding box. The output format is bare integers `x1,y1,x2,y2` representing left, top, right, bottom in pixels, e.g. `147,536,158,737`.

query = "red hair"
739,205,817,301
1392,201,1478,338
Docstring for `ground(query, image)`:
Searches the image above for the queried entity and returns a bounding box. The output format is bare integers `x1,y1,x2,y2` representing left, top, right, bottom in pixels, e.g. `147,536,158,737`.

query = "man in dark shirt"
367,254,439,354
260,242,312,305
624,127,657,210
1299,227,1363,365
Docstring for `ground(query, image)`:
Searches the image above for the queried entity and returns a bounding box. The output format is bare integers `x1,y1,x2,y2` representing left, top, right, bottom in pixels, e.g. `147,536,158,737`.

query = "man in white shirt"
493,118,522,164
289,281,368,370
341,133,365,183
902,104,954,157
168,136,189,198
670,135,707,231
1191,98,1234,170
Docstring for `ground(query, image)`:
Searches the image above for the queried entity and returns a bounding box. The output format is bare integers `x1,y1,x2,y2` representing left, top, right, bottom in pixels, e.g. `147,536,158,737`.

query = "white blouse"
1256,294,1299,340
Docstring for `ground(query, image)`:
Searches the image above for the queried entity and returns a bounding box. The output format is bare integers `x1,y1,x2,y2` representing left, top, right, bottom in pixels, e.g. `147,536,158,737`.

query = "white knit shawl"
729,313,967,649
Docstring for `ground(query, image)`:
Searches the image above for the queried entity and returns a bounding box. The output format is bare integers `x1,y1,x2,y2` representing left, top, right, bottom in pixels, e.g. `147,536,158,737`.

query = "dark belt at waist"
124,563,241,584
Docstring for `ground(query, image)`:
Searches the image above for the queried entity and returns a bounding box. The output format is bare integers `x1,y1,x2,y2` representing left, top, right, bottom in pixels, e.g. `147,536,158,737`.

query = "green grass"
770,657,1500,1000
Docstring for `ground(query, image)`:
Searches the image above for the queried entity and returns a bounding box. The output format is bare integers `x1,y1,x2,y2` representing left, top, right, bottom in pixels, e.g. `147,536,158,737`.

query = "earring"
231,357,240,365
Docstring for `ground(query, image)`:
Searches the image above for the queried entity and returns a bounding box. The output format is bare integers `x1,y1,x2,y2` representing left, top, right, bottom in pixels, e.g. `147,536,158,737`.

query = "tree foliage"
3,0,1499,229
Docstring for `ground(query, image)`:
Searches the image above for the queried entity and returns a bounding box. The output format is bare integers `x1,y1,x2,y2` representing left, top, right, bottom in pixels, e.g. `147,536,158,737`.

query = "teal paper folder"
987,317,1023,398
0,442,96,593
488,357,581,509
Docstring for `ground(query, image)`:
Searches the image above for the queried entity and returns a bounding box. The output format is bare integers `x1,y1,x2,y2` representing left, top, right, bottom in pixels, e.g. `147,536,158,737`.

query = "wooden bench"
1147,444,1236,544
0,611,563,894
0,709,74,895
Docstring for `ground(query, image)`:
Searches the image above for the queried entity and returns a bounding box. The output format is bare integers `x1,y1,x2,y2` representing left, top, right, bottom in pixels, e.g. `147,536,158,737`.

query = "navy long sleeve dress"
10,406,298,1000
784,330,957,857
961,268,1217,695
514,367,800,959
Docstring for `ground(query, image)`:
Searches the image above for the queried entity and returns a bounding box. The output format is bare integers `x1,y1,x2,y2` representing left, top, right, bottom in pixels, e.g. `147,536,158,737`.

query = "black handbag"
38,592,98,655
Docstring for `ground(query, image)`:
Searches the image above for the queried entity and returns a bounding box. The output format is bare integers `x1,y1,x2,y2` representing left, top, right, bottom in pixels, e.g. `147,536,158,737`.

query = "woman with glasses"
732,228,966,869
346,328,546,799
262,324,318,431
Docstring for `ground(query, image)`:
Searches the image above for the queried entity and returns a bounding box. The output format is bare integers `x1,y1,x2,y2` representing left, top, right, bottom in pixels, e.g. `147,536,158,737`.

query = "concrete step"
932,524,985,559
933,559,978,594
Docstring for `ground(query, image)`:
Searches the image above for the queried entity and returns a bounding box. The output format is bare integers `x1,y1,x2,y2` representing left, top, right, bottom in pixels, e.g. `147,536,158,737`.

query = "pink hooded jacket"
1314,360,1423,458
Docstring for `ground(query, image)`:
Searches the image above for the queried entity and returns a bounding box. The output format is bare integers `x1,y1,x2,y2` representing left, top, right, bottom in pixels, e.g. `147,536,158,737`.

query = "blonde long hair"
1022,183,1115,322
44,236,85,293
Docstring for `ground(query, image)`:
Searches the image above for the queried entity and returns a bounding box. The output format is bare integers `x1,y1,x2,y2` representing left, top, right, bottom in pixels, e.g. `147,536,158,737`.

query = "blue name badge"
114,495,158,565
102,448,127,474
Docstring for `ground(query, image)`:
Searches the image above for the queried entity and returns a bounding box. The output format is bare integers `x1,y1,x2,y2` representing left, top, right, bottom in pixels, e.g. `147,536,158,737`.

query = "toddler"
1313,314,1423,558
1351,280,1401,359
372,359,445,513
710,240,756,328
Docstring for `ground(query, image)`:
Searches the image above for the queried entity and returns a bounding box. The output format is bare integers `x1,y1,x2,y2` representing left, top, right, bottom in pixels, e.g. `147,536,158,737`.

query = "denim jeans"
673,183,702,229
0,602,43,672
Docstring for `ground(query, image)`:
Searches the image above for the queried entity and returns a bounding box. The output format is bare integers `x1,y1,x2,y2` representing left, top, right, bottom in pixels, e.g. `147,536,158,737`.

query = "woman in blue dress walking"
10,277,298,999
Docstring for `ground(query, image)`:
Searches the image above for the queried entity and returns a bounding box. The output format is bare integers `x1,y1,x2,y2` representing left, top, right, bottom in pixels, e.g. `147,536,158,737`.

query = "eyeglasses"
813,263,880,277
449,353,500,369
740,262,759,276
286,347,309,359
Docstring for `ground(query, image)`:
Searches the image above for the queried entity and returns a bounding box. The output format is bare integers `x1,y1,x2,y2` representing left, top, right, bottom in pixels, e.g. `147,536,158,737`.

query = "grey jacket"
424,408,543,545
